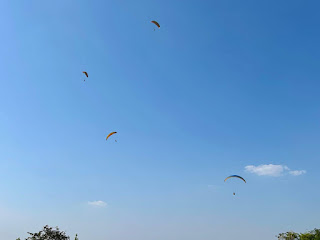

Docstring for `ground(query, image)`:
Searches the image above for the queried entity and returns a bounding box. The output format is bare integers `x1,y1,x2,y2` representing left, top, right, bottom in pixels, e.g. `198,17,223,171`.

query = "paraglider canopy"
151,20,160,28
83,71,88,77
224,175,246,183
106,132,117,141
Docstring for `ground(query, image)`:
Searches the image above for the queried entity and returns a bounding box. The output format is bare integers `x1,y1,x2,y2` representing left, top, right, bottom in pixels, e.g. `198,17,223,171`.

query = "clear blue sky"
1,1,320,239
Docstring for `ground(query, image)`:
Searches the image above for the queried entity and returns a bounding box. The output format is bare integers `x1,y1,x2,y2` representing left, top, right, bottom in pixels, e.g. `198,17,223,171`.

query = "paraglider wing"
106,132,117,141
224,175,246,183
83,71,88,78
151,20,160,28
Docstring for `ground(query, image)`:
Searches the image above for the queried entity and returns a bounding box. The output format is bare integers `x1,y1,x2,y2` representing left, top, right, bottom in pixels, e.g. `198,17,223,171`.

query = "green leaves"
278,229,320,240
16,225,78,240
26,225,70,240
277,231,299,240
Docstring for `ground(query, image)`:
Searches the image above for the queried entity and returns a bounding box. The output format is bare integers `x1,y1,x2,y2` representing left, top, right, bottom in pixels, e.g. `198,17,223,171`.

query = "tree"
277,231,299,240
26,225,69,240
300,229,320,240
277,229,320,240
17,225,78,240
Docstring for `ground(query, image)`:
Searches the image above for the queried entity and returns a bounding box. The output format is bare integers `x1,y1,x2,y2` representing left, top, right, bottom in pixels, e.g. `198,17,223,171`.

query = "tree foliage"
277,229,320,240
277,231,299,240
300,229,320,240
17,225,78,240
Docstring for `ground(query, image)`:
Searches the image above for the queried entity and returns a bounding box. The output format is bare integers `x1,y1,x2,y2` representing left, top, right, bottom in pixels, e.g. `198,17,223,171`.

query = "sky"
0,0,320,239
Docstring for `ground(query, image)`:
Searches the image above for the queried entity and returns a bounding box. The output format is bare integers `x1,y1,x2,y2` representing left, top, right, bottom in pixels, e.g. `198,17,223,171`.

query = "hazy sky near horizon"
1,1,320,239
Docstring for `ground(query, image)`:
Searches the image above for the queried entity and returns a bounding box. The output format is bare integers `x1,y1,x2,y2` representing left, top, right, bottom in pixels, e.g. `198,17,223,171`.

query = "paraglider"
83,71,88,81
224,175,246,183
225,175,246,196
106,132,117,141
151,20,160,31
